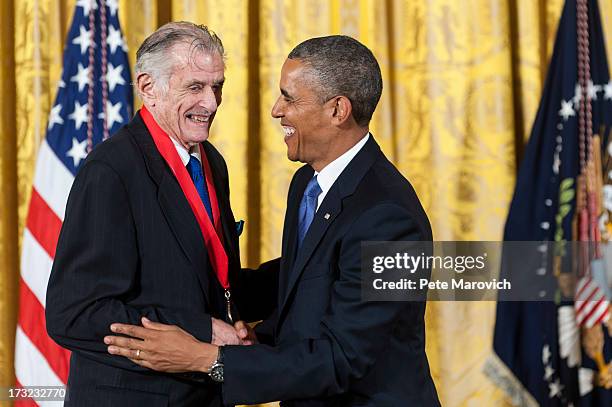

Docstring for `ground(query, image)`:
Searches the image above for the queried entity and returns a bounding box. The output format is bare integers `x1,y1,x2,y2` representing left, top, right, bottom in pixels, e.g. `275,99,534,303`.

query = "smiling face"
147,43,225,149
271,58,338,171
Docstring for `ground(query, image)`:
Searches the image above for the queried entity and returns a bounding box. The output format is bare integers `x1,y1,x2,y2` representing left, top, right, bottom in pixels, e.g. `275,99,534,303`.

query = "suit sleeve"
221,203,428,404
45,159,213,372
232,258,280,323
233,258,281,345
252,310,278,346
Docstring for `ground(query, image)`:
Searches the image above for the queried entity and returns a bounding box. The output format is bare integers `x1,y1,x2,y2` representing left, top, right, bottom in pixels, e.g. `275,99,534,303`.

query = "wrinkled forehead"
280,59,308,85
169,42,225,72
281,58,322,94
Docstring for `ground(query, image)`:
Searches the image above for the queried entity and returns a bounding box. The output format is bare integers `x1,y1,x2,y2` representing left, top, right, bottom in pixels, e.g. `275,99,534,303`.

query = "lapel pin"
324,213,331,220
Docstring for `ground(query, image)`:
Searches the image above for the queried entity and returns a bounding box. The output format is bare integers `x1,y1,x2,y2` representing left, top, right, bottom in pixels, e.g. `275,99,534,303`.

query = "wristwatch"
208,346,224,383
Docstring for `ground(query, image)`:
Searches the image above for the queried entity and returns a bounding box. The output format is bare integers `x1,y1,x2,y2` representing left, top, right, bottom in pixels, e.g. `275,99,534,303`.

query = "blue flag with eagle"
485,0,612,406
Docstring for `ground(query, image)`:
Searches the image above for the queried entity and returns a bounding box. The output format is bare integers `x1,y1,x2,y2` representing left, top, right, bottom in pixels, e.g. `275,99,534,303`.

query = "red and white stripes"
14,141,73,402
574,275,610,327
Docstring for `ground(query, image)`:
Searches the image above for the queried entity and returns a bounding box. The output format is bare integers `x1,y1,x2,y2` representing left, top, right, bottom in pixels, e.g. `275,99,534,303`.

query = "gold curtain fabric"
1,1,612,406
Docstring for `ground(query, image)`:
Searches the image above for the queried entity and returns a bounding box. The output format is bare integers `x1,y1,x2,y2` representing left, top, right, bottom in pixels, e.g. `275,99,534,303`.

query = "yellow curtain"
0,0,18,404
1,1,612,406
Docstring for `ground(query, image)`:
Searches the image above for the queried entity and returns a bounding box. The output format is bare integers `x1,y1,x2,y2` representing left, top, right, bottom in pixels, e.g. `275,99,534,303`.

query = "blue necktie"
298,176,322,247
186,155,214,222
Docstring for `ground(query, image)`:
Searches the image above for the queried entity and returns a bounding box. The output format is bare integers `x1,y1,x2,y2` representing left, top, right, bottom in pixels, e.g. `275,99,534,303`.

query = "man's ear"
330,96,353,126
136,72,156,106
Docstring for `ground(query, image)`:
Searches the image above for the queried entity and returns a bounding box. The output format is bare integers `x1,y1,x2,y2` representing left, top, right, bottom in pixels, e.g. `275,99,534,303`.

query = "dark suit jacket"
222,137,440,407
46,112,241,406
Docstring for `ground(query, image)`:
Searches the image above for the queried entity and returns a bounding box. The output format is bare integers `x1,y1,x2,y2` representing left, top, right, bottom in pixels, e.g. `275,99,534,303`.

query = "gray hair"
135,21,225,95
288,35,382,127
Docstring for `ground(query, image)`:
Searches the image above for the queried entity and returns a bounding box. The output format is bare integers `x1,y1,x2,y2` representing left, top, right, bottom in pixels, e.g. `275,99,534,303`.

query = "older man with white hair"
45,22,263,406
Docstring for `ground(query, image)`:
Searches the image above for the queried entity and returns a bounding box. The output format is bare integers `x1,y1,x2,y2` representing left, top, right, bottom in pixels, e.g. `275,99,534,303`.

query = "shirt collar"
170,136,202,166
315,132,370,200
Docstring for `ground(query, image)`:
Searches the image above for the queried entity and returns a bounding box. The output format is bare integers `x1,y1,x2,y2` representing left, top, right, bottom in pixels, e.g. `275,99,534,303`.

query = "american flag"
14,0,132,403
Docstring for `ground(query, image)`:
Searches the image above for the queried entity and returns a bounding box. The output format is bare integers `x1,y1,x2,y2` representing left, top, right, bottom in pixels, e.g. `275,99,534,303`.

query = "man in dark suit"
45,22,253,406
105,35,440,406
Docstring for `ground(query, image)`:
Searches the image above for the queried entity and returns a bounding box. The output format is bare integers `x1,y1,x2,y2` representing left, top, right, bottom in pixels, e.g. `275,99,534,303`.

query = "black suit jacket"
46,113,241,406
222,137,440,406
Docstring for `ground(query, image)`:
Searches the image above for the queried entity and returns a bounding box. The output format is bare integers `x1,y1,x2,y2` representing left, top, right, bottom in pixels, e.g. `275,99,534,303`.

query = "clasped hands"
104,317,257,373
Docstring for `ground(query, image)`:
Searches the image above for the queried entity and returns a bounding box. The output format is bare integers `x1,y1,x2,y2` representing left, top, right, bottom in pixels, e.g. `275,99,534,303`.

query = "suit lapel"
128,115,211,301
278,168,312,305
279,186,341,314
202,142,239,271
217,195,238,268
278,136,382,318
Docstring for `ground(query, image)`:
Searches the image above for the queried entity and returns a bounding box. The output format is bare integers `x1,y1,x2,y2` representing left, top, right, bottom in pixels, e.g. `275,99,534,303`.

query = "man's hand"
105,317,217,373
211,317,243,345
234,320,258,345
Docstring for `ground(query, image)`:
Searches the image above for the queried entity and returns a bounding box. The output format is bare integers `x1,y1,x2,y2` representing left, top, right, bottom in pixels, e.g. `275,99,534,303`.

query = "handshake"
211,317,258,346
105,317,259,374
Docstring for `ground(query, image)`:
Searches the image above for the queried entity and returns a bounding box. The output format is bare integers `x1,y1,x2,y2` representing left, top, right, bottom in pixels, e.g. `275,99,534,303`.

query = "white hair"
134,21,225,96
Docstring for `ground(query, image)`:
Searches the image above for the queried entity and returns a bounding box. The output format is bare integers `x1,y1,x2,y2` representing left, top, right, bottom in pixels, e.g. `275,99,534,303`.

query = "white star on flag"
76,0,98,17
587,80,602,100
68,101,89,130
543,365,554,380
558,100,575,121
548,378,564,398
47,104,64,130
107,0,119,17
103,63,126,92
72,25,94,55
572,83,582,106
58,79,66,88
603,80,612,100
542,344,551,364
66,137,88,167
70,63,90,92
107,25,125,54
98,100,123,129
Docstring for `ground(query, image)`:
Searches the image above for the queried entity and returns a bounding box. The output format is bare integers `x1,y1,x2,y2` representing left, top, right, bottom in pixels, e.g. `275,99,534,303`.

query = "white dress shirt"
171,137,202,166
315,133,370,211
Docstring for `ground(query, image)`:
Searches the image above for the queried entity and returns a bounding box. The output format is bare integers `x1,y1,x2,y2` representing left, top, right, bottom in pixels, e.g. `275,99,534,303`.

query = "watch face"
210,365,224,382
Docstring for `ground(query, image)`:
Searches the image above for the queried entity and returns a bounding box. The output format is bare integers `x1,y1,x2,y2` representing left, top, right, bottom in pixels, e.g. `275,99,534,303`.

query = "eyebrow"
185,78,225,87
280,88,292,99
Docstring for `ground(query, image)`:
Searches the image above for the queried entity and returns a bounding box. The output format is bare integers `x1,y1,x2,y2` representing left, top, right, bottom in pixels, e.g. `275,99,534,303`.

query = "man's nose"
271,97,283,118
198,86,218,112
